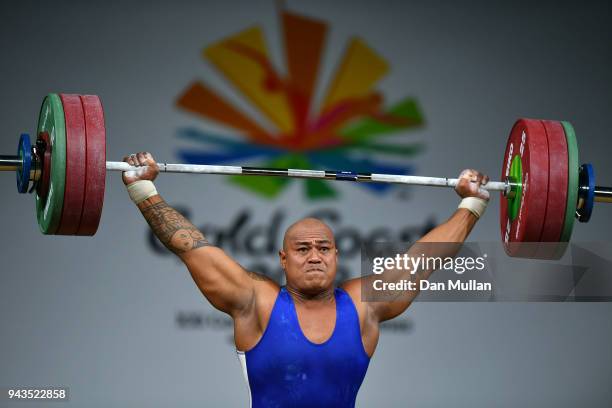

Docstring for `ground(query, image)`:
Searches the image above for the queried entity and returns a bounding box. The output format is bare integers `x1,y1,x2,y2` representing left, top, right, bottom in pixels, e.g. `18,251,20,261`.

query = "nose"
308,249,323,263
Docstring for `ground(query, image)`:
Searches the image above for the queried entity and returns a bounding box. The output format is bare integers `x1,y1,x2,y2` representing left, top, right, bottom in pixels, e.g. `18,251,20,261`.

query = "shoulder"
241,271,281,317
254,273,281,300
340,278,373,321
233,275,281,351
340,278,381,357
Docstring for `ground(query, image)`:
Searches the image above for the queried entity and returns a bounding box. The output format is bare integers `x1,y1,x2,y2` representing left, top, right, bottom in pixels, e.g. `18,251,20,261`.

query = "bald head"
280,218,338,293
282,218,335,251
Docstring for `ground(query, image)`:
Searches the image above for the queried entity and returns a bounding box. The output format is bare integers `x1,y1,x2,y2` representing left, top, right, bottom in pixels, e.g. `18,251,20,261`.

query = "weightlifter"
122,152,490,408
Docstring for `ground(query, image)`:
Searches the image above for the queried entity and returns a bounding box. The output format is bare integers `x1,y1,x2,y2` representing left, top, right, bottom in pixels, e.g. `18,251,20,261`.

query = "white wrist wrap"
458,197,488,219
127,180,158,204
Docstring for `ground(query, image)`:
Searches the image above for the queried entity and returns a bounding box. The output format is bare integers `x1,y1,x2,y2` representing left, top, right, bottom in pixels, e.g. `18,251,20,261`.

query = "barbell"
2,93,611,259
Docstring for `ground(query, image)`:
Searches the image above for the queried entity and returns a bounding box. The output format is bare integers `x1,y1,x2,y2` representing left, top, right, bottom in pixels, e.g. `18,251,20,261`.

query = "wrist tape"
458,197,488,219
127,180,158,204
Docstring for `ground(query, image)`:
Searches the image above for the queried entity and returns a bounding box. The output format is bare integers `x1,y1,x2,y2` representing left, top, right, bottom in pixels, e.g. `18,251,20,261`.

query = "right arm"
123,152,275,317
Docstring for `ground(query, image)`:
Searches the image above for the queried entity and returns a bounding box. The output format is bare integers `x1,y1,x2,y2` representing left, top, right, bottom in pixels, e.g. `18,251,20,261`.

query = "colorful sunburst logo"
176,8,425,199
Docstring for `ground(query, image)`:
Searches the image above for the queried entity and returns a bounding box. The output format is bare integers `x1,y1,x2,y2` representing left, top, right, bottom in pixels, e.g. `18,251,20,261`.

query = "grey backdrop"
1,0,611,407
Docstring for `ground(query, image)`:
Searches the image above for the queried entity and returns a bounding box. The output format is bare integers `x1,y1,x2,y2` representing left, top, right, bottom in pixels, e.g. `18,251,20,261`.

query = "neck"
286,284,335,305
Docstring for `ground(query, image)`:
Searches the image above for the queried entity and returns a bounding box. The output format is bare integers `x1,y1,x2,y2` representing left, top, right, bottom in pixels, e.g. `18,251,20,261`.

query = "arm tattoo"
140,200,210,254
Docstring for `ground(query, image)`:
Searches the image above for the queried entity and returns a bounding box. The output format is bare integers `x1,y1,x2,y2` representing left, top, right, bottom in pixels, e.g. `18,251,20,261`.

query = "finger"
479,187,491,200
458,169,472,180
122,155,137,180
134,152,145,166
460,169,479,183
145,152,161,172
457,174,471,188
144,152,156,168
475,173,490,199
471,169,481,183
123,154,136,165
457,180,474,195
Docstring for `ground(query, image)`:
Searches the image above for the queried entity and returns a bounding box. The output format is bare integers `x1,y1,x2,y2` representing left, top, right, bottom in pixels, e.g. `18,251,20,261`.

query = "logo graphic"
176,8,425,199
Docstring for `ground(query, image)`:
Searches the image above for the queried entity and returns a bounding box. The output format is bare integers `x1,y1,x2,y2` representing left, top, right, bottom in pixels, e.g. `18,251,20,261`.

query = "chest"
293,303,337,344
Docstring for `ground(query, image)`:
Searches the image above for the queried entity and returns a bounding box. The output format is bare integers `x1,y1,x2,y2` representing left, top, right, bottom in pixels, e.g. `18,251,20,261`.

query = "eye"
297,247,309,254
319,247,330,253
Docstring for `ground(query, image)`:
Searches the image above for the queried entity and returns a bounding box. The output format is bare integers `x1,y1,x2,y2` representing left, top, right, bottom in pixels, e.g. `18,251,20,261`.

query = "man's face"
279,220,338,293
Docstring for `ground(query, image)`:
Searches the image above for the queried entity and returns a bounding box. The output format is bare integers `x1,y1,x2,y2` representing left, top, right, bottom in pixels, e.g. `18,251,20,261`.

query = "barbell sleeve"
594,187,612,203
0,156,22,171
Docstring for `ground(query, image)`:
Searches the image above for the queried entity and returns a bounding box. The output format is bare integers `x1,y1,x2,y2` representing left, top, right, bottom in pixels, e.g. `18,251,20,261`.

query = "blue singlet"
237,286,370,408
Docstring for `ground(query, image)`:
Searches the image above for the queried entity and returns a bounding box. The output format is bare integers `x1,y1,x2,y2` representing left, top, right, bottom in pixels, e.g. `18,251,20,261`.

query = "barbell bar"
4,153,515,191
109,161,609,202
3,93,611,260
11,157,612,202
6,155,611,200
113,161,513,192
3,155,514,191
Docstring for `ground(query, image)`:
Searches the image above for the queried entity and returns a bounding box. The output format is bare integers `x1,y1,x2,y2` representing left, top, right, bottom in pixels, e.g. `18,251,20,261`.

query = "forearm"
418,208,478,244
409,208,479,272
136,194,210,255
390,209,479,289
371,173,488,321
370,209,480,318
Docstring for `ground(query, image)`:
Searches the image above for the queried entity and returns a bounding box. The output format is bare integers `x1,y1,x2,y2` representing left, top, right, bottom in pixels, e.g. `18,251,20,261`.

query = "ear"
279,249,287,270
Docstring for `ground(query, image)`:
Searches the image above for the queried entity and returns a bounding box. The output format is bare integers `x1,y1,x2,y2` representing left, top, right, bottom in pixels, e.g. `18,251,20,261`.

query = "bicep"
342,275,413,323
179,246,258,315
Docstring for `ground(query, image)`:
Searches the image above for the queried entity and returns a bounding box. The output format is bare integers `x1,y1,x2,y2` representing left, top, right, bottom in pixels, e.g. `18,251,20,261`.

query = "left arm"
368,208,479,322
343,169,489,322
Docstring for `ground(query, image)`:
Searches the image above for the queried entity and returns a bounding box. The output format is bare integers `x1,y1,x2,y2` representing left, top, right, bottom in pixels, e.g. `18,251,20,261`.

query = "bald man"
122,152,490,408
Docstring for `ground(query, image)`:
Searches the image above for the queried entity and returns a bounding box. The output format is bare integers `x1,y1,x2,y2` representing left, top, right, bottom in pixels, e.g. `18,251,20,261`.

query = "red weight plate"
535,120,569,259
58,94,87,235
36,132,52,200
500,119,549,257
77,95,106,236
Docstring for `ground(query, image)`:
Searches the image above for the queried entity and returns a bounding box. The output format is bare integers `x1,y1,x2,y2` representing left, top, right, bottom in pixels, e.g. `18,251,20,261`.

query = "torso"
233,280,380,357
237,285,371,408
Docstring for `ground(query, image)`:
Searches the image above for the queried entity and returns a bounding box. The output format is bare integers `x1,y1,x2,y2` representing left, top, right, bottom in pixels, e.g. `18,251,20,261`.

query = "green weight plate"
560,121,578,243
36,94,66,234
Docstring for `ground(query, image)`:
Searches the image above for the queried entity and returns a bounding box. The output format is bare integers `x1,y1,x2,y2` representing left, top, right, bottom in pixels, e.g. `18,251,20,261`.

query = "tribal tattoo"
140,200,210,254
